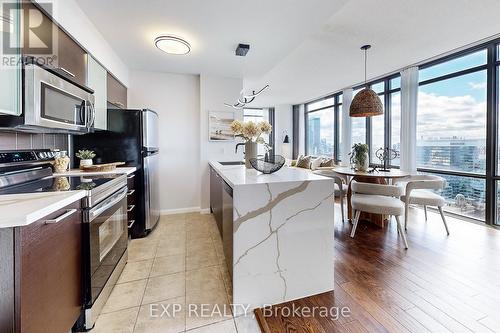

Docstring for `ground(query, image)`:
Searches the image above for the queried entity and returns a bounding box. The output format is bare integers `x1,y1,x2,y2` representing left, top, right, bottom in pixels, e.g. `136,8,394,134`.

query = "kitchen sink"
219,161,245,166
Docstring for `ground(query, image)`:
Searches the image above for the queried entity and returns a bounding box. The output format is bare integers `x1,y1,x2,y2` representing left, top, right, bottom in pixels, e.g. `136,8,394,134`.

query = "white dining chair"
313,170,348,222
396,175,450,235
350,180,408,249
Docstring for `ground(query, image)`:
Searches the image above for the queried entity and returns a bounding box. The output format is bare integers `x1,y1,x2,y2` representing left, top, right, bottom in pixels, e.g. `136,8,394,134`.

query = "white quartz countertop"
0,167,136,229
209,160,330,187
54,166,137,177
0,190,86,228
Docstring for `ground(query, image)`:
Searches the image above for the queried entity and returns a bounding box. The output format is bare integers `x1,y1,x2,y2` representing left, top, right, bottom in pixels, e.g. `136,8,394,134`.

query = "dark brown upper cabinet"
56,29,87,86
107,72,128,108
21,2,87,86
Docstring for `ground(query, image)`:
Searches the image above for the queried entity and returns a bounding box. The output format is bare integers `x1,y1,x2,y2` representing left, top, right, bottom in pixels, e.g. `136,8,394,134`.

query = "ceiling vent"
235,44,250,56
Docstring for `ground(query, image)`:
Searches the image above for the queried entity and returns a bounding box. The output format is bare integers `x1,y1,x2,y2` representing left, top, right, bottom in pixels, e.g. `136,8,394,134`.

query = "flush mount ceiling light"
350,45,383,117
154,35,191,55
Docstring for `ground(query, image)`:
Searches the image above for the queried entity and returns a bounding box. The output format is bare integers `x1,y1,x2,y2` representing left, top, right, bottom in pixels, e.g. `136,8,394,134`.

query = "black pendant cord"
364,48,367,84
360,44,371,85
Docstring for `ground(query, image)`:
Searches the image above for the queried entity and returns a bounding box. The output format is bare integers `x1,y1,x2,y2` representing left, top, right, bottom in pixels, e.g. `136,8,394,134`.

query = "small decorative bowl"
249,155,286,174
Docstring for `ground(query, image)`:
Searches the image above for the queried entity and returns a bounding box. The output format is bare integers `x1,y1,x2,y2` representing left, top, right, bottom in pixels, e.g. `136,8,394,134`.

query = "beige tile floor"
92,213,262,333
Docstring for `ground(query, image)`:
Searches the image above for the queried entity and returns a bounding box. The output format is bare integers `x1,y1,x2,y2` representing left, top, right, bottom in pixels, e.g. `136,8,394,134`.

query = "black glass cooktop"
0,174,120,194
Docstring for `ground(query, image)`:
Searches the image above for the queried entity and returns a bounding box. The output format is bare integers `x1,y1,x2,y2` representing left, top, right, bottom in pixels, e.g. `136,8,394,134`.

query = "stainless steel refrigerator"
73,108,160,237
142,110,160,231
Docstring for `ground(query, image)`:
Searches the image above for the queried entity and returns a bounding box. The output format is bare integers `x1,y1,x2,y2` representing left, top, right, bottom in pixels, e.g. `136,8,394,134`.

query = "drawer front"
127,173,136,190
127,204,136,221
19,201,82,333
127,189,136,206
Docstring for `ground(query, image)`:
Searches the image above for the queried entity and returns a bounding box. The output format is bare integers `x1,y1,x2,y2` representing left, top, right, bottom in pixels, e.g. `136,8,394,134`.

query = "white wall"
128,70,201,214
273,104,293,158
39,0,130,86
200,74,243,211
127,72,244,213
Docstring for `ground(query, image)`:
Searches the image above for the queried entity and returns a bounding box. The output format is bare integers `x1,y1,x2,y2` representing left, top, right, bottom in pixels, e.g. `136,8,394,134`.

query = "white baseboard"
200,208,211,215
160,207,201,215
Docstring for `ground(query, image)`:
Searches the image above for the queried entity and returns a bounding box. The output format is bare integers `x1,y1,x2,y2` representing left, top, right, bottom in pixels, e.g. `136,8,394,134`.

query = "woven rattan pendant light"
349,45,383,117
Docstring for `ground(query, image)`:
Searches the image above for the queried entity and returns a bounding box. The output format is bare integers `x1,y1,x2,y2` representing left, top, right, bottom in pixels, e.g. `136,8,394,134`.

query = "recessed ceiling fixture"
154,35,191,55
349,45,383,117
235,43,250,56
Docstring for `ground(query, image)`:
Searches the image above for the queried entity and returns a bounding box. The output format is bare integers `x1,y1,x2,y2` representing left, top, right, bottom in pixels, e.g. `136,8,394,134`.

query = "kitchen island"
209,161,335,314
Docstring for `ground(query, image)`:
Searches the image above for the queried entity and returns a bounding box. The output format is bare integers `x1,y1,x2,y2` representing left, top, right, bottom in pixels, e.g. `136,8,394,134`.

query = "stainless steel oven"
82,185,128,329
21,59,95,133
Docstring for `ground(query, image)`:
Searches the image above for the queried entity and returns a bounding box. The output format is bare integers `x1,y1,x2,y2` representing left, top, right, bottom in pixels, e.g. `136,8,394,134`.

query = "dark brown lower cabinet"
0,200,82,333
222,181,233,278
210,167,233,277
210,167,223,235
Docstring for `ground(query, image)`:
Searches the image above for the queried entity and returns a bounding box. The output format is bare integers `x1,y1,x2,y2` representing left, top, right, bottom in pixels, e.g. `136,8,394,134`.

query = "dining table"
316,166,410,227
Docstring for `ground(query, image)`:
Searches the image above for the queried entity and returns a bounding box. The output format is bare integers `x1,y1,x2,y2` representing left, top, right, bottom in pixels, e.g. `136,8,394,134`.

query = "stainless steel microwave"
0,60,95,134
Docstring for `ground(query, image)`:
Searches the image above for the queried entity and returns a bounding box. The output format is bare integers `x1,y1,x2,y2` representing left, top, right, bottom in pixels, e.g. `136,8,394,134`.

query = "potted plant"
76,150,96,169
230,120,272,168
350,143,369,172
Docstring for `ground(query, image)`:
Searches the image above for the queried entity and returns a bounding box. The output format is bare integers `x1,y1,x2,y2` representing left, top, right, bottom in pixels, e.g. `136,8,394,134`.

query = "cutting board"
80,162,125,172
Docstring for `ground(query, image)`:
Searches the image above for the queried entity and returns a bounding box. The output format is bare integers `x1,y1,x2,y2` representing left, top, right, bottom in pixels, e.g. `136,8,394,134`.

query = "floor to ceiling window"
369,82,386,164
299,39,500,225
243,108,272,156
351,89,366,147
305,93,342,160
417,49,488,221
495,45,500,225
353,76,401,166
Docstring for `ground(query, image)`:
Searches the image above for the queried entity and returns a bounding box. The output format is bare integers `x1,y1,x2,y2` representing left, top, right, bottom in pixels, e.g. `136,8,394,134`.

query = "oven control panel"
0,150,56,164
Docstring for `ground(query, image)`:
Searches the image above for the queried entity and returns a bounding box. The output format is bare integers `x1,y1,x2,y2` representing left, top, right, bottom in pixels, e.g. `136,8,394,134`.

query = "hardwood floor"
255,205,500,333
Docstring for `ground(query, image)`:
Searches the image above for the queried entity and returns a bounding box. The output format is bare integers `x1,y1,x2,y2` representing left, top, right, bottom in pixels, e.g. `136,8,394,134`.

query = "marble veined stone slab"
232,178,334,314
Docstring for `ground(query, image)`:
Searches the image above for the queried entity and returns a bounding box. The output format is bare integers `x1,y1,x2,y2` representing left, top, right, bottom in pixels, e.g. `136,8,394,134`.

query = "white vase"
355,152,369,172
80,159,93,169
245,141,258,169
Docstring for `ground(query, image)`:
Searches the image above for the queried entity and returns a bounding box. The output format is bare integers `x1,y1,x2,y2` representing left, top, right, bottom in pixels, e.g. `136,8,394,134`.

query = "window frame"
415,43,494,223
353,73,401,167
300,37,500,225
304,92,342,161
243,107,275,155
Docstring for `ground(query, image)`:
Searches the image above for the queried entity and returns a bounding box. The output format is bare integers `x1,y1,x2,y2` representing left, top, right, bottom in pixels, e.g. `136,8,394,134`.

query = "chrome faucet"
235,143,245,154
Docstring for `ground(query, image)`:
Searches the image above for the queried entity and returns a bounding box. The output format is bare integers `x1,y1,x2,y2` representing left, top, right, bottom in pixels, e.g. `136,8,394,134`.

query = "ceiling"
246,0,500,105
77,0,500,106
75,0,348,79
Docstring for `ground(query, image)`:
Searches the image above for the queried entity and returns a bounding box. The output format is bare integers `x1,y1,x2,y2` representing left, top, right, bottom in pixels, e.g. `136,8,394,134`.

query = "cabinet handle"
127,190,135,196
90,101,96,127
58,67,75,78
45,209,77,224
128,220,135,229
127,205,135,212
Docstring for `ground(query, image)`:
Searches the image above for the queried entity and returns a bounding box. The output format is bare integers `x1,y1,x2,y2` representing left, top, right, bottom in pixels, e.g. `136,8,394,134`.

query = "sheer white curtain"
340,88,353,166
400,66,419,173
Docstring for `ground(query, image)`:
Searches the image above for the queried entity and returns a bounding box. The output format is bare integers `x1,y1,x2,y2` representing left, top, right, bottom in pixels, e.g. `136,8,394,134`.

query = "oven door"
24,63,95,133
87,186,128,304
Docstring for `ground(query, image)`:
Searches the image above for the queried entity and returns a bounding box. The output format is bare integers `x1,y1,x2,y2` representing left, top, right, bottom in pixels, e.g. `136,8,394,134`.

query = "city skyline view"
306,50,490,221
